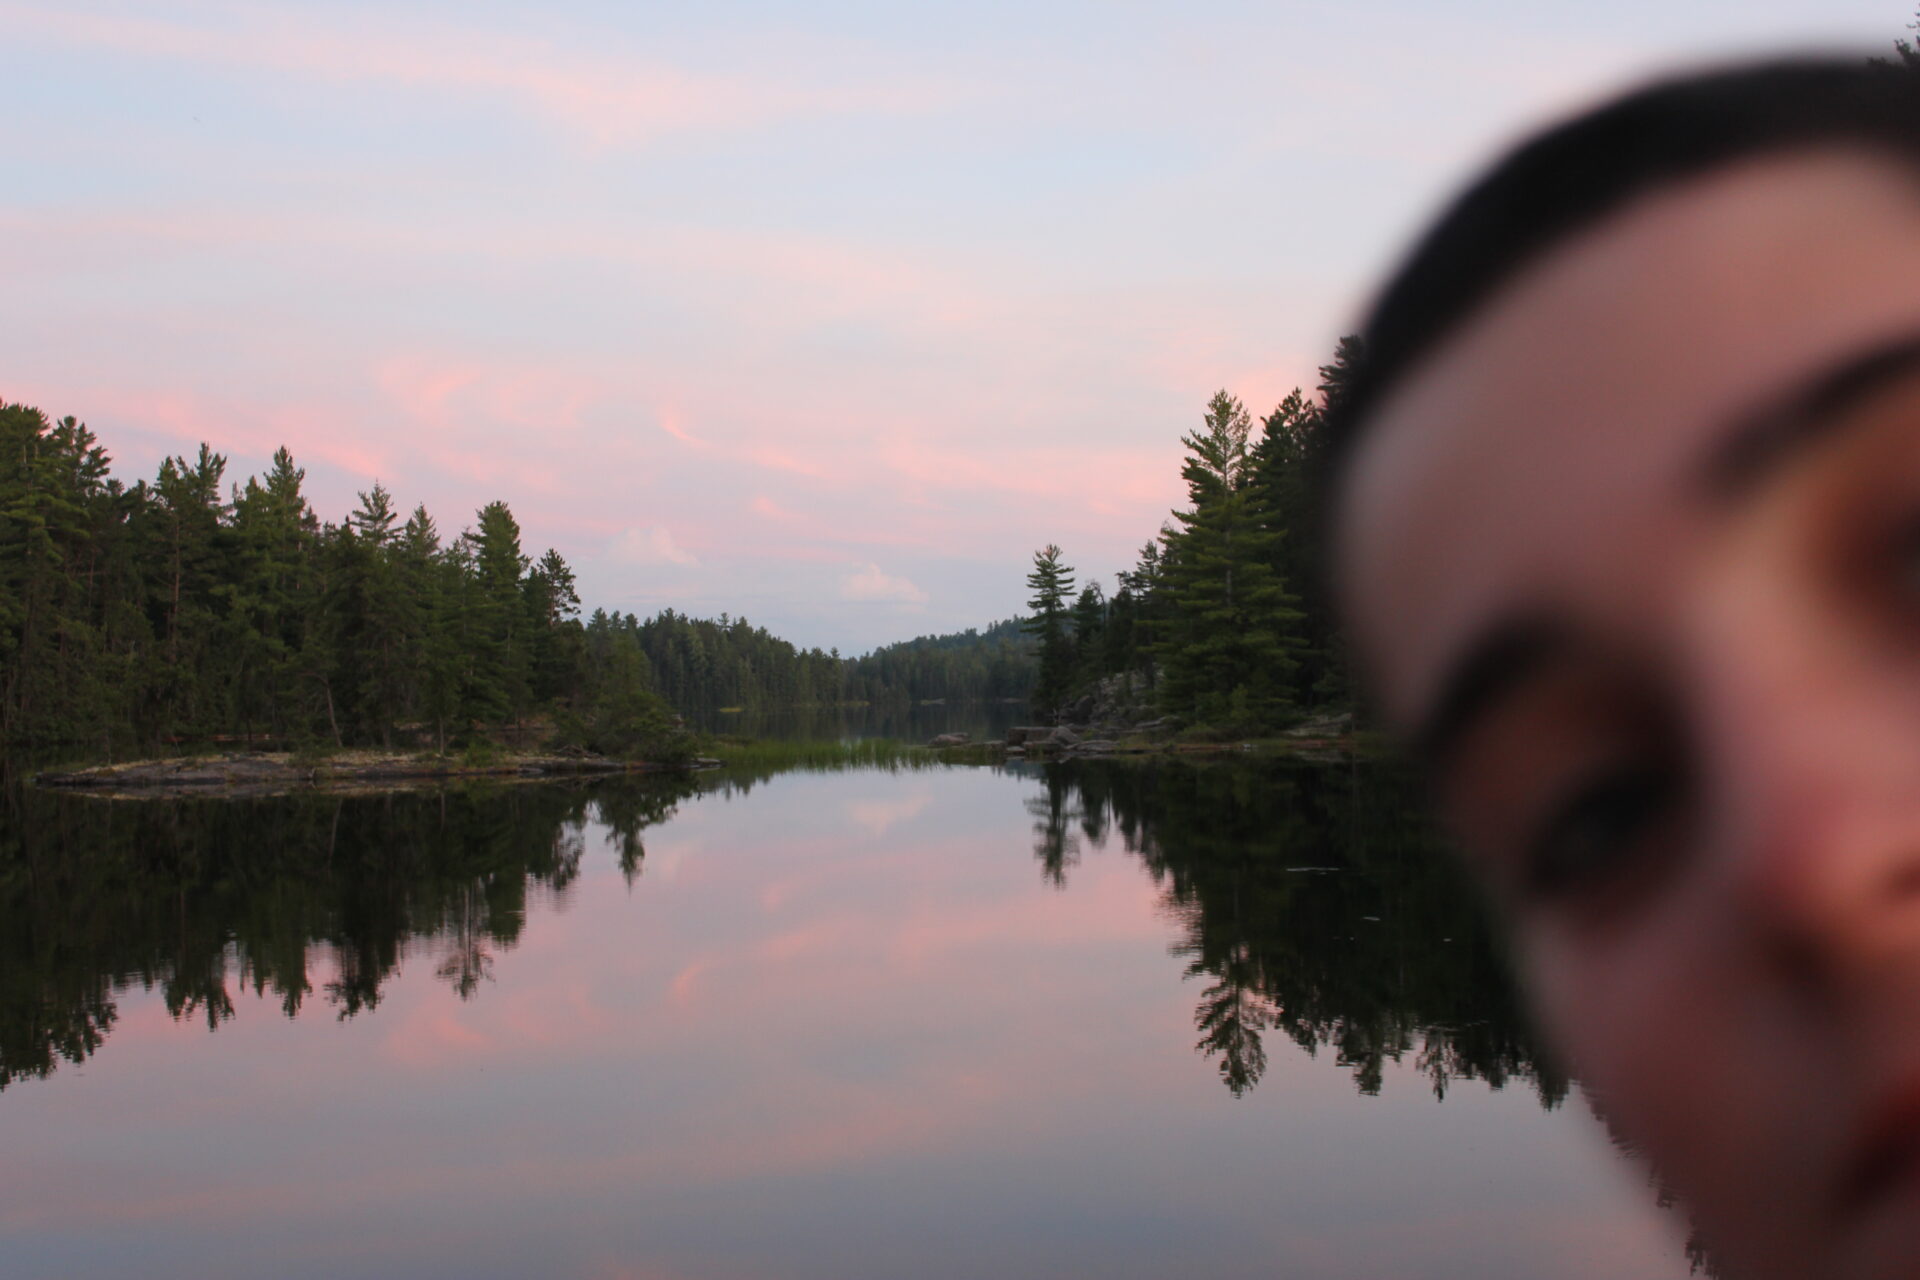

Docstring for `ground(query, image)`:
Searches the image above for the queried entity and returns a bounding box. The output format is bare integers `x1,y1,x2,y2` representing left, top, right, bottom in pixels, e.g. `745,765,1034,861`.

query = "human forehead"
1340,149,1920,728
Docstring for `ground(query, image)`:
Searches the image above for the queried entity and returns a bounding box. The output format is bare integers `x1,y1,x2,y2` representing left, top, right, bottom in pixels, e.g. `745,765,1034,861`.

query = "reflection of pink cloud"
383,1008,494,1069
666,960,706,1007
885,865,1165,970
845,792,932,836
495,982,612,1047
758,918,864,964
663,837,1164,1009
585,1261,700,1280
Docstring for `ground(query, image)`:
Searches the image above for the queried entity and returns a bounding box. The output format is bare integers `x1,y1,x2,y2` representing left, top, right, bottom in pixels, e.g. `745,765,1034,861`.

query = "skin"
1338,149,1920,1280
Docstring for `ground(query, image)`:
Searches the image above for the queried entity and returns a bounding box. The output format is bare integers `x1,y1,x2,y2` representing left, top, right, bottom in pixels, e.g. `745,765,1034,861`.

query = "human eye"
1883,507,1920,602
1521,759,1686,905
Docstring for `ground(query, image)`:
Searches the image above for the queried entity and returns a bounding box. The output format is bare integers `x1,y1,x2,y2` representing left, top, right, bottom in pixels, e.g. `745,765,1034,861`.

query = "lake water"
686,700,1029,743
0,758,1695,1279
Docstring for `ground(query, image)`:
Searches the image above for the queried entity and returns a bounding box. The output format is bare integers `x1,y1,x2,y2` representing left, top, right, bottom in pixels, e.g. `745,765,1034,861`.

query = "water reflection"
0,778,699,1090
3,758,1558,1111
1021,759,1565,1105
687,700,1027,742
0,761,1695,1280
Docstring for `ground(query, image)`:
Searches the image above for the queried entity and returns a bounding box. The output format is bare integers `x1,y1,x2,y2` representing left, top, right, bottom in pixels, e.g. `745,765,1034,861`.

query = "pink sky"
2,0,1903,650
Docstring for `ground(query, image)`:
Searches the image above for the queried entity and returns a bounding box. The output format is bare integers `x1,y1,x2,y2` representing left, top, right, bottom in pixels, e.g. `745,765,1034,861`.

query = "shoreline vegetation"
1,351,1376,777
32,711,1372,798
0,400,1037,763
1015,343,1362,738
2,347,1377,781
30,748,721,800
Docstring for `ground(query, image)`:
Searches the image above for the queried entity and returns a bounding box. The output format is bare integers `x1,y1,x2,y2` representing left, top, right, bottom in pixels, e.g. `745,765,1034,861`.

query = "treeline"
0,400,1033,752
1023,339,1358,730
843,618,1033,705
0,401,677,754
620,613,1033,715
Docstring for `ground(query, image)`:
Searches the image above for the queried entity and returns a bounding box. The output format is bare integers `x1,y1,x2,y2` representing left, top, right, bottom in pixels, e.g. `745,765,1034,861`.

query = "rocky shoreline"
927,711,1357,762
33,750,720,800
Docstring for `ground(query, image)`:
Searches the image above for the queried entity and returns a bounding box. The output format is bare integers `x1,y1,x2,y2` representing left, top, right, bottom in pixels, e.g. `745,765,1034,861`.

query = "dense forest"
0,400,1033,753
1022,339,1359,731
634,613,1032,717
0,401,686,757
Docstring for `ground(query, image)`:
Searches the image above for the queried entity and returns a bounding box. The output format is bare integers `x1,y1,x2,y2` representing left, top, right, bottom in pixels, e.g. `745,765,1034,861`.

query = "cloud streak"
609,526,698,568
839,563,929,606
3,3,971,147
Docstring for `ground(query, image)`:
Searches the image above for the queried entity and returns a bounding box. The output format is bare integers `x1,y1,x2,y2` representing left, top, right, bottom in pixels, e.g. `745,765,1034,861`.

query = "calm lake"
0,757,1695,1279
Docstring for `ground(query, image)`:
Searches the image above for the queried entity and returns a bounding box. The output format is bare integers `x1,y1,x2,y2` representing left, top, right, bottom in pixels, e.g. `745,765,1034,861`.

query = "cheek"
1521,913,1822,1265
1526,923,1737,1132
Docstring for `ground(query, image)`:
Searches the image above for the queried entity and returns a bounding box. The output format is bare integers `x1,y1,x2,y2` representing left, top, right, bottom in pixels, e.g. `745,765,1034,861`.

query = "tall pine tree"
1156,392,1304,730
1023,545,1076,717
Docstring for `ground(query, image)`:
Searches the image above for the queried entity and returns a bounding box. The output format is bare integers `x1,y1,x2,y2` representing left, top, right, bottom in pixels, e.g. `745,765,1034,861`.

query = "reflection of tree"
435,884,497,1001
0,775,699,1089
595,783,695,887
1027,769,1082,888
1027,758,1566,1106
1188,934,1277,1096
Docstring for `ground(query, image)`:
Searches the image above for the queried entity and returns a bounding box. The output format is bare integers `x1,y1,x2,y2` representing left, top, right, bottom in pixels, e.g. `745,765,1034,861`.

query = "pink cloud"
656,405,706,447
742,445,832,480
838,562,929,606
5,4,975,147
607,526,699,567
11,381,394,486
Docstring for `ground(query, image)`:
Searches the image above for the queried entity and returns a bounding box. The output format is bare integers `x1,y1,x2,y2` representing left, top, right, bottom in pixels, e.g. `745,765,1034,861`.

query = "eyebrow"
1703,330,1920,498
1409,330,1920,774
1414,330,1920,767
1411,614,1572,771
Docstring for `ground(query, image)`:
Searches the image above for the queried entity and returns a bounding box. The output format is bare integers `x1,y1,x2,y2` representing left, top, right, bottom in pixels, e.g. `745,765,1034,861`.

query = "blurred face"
1339,149,1920,1280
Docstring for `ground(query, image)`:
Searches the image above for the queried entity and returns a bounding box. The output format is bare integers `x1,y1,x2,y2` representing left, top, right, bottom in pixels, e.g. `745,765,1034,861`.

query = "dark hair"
1323,56,1920,486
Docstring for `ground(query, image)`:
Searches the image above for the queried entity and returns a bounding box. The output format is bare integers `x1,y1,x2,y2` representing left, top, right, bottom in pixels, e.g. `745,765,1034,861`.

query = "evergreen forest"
1021,338,1360,731
0,400,1033,756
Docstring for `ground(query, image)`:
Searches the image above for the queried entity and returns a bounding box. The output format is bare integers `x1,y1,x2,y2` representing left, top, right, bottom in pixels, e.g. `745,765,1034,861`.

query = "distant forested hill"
843,618,1033,705
607,611,1033,716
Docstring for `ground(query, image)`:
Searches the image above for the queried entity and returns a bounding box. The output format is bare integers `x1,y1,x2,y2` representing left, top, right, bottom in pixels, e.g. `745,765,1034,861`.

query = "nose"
1690,606,1920,995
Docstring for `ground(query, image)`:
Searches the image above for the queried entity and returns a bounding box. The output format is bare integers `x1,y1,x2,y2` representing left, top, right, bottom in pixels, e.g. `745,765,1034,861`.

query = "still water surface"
1,759,1692,1279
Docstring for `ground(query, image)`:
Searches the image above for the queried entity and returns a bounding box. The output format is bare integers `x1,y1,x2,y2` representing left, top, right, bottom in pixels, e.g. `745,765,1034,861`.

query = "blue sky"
2,0,1907,652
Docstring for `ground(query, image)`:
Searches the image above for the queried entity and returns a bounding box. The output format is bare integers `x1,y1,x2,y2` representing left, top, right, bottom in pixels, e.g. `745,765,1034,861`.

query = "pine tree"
149,444,231,733
1023,545,1076,717
1156,392,1304,730
525,548,583,706
1070,582,1107,688
224,448,315,741
398,504,461,752
465,501,531,725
